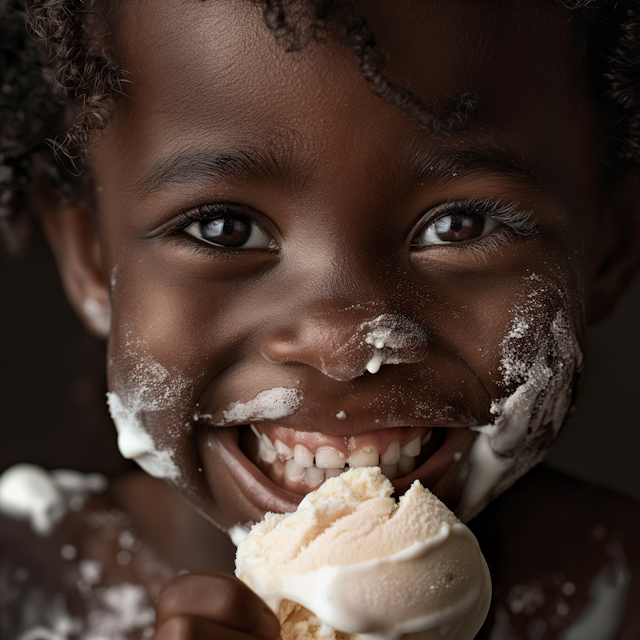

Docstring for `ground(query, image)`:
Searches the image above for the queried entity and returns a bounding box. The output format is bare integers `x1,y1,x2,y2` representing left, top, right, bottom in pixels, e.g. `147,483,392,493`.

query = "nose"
261,309,430,382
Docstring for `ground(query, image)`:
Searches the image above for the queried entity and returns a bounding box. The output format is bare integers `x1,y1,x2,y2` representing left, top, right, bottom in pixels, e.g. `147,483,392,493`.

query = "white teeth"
380,442,401,465
380,463,398,480
306,466,325,487
275,439,293,461
285,458,306,482
347,445,379,468
398,455,415,476
315,447,346,469
255,426,432,486
294,444,314,468
400,436,421,457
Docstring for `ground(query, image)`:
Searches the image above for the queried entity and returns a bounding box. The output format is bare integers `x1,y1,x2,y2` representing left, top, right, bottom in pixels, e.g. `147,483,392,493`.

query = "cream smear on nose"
457,282,583,522
362,314,428,375
107,342,190,483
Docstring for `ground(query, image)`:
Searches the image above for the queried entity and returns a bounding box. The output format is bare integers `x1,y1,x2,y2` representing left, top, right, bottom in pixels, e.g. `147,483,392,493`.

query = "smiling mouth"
239,423,445,496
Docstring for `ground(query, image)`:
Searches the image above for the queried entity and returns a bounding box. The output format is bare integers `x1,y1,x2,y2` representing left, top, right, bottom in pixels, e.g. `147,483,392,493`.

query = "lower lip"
202,425,474,517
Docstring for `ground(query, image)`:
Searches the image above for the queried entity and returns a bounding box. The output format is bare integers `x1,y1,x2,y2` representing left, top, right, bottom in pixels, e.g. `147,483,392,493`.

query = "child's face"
81,0,613,531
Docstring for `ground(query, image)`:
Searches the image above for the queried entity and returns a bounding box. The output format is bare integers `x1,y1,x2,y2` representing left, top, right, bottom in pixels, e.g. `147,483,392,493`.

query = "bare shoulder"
470,465,640,638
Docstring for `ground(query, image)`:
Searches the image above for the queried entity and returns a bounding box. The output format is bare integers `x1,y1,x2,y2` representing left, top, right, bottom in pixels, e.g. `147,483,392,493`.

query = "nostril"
361,314,430,375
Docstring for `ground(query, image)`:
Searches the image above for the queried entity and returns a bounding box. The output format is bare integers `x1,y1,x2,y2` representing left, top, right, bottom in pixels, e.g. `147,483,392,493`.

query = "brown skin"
29,0,640,637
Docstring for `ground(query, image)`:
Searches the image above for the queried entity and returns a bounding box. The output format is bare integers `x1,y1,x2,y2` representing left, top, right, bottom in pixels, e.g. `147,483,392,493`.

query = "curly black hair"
1,0,639,252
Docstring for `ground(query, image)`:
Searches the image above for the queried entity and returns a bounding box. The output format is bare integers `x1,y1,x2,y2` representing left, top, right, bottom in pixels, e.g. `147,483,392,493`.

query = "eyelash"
412,197,536,249
166,203,273,255
165,197,537,258
424,197,536,234
167,203,247,234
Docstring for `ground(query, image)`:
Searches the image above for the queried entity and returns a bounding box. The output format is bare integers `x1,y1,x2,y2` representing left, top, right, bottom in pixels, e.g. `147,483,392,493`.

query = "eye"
184,214,274,249
412,209,500,247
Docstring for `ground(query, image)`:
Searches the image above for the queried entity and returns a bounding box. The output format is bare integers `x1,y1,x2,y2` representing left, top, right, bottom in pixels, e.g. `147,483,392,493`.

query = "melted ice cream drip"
215,387,301,425
0,464,106,536
457,302,583,522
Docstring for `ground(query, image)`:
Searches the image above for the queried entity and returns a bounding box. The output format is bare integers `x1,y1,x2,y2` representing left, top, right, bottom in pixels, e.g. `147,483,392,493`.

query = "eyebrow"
407,145,546,192
136,134,312,199
137,130,544,202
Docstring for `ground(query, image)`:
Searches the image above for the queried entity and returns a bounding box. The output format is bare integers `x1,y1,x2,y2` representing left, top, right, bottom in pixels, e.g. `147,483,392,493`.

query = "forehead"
99,0,597,211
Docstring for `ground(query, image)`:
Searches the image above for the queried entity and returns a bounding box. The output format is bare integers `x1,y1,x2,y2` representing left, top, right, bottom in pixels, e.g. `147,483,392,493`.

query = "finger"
156,574,279,640
153,615,262,640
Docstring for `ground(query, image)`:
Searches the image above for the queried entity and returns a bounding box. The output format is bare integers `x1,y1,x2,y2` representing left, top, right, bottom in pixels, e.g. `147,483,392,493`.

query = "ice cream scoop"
235,467,491,640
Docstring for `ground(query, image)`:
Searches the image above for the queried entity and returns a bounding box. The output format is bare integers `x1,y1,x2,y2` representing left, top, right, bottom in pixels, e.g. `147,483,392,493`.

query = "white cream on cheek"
456,280,584,522
106,338,191,483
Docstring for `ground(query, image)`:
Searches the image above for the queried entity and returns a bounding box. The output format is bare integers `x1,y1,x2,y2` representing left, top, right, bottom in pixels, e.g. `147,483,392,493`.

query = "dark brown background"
1,235,639,498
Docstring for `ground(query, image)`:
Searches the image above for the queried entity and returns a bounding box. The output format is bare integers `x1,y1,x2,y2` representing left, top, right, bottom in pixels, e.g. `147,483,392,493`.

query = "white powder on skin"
216,387,302,425
457,288,583,522
106,341,190,482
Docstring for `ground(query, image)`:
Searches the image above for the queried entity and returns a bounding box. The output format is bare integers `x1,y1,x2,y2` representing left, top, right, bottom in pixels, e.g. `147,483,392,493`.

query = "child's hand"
153,574,280,640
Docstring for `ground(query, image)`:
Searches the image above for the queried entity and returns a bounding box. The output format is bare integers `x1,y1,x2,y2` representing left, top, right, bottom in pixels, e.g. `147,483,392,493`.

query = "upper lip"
200,365,493,432
198,411,487,434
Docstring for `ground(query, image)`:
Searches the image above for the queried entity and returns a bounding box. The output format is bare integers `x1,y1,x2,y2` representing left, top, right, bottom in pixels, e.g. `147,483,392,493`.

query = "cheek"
456,275,585,521
105,328,194,484
105,261,203,486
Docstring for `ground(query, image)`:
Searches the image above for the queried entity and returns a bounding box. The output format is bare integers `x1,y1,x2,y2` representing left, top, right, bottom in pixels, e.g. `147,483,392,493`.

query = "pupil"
434,212,485,243
201,217,252,247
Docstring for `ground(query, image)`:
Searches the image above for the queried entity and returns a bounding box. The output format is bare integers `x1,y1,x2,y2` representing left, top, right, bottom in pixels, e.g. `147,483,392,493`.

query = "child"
1,0,640,638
